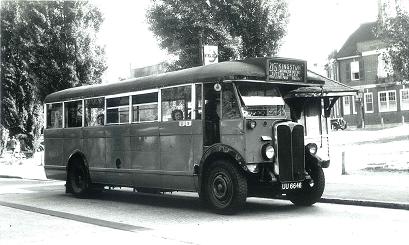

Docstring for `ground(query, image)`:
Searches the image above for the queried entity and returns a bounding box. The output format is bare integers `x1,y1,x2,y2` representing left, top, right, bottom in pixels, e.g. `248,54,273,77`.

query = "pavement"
322,170,409,210
1,153,408,210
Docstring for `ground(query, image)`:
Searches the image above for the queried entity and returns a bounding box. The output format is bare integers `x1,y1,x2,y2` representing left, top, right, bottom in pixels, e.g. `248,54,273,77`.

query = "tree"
146,0,288,71
1,1,106,150
376,5,409,80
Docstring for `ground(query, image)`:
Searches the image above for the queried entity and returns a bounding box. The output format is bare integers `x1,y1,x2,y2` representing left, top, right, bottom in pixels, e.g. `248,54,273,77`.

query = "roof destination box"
267,58,306,83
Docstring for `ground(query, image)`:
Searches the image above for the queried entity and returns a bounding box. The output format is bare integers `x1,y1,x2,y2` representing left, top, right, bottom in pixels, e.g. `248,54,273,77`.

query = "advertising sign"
203,45,218,65
268,59,306,83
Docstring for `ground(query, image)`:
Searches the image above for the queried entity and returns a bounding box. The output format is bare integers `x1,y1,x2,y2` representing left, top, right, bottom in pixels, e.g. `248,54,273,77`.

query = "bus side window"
132,92,158,123
46,103,63,128
106,96,129,124
85,97,105,126
161,85,192,121
64,100,83,128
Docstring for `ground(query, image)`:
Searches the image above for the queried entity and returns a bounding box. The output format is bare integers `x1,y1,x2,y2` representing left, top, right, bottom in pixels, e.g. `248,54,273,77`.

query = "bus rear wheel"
68,160,90,198
287,163,325,206
203,160,247,214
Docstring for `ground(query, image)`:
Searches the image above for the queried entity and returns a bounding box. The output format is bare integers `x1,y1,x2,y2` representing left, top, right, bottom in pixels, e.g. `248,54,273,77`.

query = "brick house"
326,22,409,127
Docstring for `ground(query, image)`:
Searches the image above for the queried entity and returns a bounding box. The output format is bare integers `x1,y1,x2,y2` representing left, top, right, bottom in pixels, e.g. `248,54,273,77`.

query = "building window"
132,92,158,123
343,96,351,115
378,90,397,112
351,61,360,80
106,96,130,124
401,89,409,111
364,93,374,113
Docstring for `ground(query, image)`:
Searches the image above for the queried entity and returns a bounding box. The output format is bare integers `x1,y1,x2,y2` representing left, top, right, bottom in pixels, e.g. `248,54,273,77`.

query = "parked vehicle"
331,118,347,130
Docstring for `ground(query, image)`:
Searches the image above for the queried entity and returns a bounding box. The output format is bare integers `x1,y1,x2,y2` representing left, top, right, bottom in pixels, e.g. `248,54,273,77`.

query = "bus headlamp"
247,120,257,129
306,143,318,155
261,143,275,160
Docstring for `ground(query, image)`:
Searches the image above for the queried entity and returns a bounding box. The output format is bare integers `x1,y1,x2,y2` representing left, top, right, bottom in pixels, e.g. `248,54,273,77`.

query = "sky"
280,0,379,70
94,0,380,82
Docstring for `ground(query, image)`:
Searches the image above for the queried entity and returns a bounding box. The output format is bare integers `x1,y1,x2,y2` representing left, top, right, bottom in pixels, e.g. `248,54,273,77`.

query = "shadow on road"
75,188,314,215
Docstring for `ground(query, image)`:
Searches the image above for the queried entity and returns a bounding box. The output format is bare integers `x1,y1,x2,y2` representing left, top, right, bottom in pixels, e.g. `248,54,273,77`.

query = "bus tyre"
288,164,325,206
68,161,90,198
204,160,247,214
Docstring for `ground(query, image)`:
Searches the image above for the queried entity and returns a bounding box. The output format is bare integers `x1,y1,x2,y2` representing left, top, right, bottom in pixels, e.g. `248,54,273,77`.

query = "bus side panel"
220,120,246,159
104,125,132,186
130,122,161,188
63,128,83,164
83,127,106,183
159,120,199,191
44,129,65,180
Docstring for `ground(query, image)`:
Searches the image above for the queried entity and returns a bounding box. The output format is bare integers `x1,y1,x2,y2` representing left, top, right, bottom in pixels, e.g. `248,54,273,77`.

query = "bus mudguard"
66,150,89,171
199,143,247,174
305,150,330,169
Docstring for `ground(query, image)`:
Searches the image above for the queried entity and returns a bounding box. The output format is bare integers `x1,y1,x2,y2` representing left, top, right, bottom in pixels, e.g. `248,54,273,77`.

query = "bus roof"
44,57,321,103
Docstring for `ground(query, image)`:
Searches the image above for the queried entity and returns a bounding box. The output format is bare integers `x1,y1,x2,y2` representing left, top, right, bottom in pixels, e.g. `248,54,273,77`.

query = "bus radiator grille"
276,123,305,182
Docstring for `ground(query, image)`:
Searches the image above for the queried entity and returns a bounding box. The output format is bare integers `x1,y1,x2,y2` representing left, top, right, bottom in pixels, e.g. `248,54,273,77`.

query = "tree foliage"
146,0,288,71
1,0,106,149
376,5,409,80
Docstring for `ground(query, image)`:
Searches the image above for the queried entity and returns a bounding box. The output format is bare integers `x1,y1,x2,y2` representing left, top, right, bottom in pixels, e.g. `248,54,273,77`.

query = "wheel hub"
212,174,230,200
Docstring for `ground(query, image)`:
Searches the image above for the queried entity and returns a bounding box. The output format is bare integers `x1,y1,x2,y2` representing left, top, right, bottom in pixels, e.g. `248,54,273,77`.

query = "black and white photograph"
0,0,408,244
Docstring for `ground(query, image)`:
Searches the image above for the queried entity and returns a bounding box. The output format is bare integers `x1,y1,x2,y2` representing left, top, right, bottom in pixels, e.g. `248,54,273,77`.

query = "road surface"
0,178,407,245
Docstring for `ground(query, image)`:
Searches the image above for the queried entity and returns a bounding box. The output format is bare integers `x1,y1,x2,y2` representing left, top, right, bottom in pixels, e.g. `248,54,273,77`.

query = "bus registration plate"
281,182,302,190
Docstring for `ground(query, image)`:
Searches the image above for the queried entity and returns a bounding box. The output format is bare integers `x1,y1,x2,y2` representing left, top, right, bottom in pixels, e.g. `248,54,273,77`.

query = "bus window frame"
45,102,64,129
84,96,105,127
130,90,159,123
159,83,196,121
221,82,244,120
228,80,289,120
104,89,160,125
132,101,158,123
45,84,201,128
63,99,84,128
46,99,87,129
105,95,131,125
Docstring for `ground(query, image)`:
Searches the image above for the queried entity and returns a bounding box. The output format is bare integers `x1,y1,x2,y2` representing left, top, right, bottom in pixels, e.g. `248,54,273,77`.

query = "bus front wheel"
203,160,247,214
287,164,325,206
68,161,90,197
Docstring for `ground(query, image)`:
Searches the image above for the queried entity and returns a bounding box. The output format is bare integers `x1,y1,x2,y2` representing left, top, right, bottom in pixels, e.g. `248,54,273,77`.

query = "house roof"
336,22,377,58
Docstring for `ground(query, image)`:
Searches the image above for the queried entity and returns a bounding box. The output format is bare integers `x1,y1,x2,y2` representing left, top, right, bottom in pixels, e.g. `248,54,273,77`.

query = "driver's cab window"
203,83,241,121
221,83,241,119
161,85,192,121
